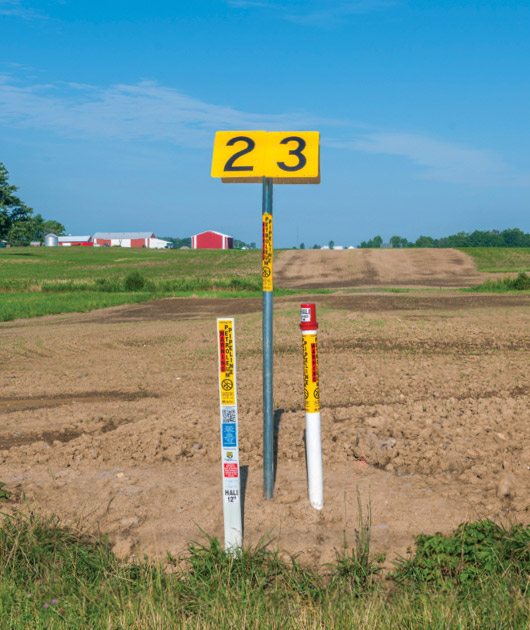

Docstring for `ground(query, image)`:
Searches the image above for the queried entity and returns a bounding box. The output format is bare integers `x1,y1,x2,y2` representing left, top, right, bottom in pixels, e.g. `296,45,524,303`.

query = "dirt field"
2,280,530,567
275,248,484,288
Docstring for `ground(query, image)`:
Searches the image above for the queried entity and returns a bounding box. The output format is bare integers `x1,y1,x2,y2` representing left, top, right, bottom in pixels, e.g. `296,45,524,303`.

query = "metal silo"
44,233,58,247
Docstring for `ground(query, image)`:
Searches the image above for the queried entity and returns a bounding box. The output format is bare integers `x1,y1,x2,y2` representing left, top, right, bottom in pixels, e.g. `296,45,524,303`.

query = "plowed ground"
1,288,530,566
275,248,484,288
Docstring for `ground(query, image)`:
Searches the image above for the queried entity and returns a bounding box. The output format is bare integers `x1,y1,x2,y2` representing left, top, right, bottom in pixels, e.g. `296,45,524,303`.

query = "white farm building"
92,232,170,249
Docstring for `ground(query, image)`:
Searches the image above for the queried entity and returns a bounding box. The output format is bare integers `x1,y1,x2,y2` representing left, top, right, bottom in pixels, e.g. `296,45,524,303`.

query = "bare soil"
275,248,485,288
1,285,530,567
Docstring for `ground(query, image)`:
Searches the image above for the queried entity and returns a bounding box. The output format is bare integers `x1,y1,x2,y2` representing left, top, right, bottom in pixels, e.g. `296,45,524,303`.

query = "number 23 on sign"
211,131,320,184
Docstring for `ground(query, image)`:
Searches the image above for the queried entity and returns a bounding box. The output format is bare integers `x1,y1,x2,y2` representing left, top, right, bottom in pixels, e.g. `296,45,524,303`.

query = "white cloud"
226,0,397,25
287,1,397,25
226,1,274,7
1,75,527,188
334,131,528,187
0,0,46,19
0,75,334,148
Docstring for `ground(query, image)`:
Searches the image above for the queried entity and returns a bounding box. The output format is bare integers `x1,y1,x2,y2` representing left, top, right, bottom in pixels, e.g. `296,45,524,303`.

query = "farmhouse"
92,232,170,249
58,235,93,246
191,230,233,250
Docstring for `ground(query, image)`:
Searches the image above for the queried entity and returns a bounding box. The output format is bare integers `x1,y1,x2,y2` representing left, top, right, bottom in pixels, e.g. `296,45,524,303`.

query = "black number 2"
224,136,255,171
277,136,307,172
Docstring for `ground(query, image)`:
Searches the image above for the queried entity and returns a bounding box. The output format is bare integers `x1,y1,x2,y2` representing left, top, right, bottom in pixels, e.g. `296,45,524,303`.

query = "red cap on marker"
300,303,318,331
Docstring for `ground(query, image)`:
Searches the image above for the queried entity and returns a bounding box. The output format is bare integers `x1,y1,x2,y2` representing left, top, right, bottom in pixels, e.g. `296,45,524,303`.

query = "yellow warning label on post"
218,319,236,406
262,212,273,292
302,334,320,413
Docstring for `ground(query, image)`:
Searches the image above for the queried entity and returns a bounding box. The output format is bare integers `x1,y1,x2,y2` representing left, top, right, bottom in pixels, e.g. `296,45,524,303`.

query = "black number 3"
277,136,307,172
224,136,255,171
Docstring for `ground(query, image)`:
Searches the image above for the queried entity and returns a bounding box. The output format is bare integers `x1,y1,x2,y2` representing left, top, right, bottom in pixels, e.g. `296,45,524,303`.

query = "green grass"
0,288,306,322
0,247,263,286
458,247,530,272
0,248,320,321
464,271,530,294
1,508,529,629
0,292,157,322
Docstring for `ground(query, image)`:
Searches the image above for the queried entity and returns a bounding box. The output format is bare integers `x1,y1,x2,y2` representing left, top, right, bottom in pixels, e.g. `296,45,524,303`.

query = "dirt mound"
275,248,483,288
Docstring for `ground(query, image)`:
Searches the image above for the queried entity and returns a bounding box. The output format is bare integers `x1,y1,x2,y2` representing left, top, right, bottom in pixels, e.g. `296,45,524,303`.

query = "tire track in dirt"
0,390,157,413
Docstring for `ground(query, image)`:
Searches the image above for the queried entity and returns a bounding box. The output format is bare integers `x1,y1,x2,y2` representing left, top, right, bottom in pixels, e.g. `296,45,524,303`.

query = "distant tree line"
359,229,530,248
1,163,65,244
161,236,192,248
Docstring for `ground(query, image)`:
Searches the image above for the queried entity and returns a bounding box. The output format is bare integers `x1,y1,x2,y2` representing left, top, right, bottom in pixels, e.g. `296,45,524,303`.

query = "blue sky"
1,0,530,247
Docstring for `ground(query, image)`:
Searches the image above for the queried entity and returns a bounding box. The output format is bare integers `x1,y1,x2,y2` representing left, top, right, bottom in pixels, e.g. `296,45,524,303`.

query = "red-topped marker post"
300,303,323,510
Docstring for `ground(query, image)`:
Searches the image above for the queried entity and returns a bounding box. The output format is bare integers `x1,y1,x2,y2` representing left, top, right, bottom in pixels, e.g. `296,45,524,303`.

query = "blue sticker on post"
222,423,237,447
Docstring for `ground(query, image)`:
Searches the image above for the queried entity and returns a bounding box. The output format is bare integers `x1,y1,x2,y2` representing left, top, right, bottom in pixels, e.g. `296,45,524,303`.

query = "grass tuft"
467,271,530,293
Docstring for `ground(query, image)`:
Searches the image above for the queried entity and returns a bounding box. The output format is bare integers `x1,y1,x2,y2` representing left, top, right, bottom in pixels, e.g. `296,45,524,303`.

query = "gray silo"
44,233,58,247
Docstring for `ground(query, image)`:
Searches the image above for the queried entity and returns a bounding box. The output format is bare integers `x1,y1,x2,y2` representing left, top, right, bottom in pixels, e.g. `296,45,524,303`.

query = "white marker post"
300,304,324,510
217,318,243,552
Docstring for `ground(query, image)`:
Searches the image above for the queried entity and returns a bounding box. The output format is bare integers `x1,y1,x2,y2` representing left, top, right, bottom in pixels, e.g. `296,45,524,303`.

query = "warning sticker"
222,423,237,447
218,320,236,406
302,334,320,413
262,212,273,292
301,307,312,322
224,463,239,478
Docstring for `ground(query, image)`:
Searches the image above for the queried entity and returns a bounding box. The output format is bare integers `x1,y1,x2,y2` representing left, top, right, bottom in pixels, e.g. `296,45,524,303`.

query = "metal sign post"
262,177,274,498
211,131,320,500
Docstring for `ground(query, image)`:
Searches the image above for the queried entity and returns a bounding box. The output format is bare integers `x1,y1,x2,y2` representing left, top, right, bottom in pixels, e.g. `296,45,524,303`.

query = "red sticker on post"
219,330,226,373
224,463,239,478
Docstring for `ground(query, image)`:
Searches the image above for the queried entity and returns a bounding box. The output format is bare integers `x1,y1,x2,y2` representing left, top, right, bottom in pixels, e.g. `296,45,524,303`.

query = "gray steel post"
262,176,274,499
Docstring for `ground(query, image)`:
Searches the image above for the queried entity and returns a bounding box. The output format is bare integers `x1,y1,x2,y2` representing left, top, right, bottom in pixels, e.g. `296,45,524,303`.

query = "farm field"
458,246,530,272
2,247,530,626
0,247,266,321
3,246,530,322
1,284,530,569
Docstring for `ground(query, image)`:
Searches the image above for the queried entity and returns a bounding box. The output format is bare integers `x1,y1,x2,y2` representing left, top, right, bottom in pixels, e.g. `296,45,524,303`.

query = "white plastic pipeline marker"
300,304,324,510
217,318,243,552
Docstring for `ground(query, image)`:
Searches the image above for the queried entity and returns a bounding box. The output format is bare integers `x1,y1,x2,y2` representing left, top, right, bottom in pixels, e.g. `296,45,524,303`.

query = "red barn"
58,235,93,246
191,231,233,249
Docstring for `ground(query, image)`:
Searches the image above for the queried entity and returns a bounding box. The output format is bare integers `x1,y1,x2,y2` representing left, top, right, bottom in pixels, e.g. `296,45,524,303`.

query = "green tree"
6,214,65,245
300,242,305,249
0,163,33,240
39,218,66,239
328,240,335,249
7,220,36,245
415,235,435,248
359,235,383,248
390,235,404,248
160,236,192,248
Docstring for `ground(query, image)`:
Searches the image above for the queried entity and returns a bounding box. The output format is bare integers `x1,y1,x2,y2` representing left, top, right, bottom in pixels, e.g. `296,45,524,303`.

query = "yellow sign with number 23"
211,131,320,184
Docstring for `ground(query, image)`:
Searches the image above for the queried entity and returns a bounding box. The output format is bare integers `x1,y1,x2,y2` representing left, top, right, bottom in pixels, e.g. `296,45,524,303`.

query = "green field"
0,247,273,321
4,247,530,322
0,247,263,288
457,247,530,272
